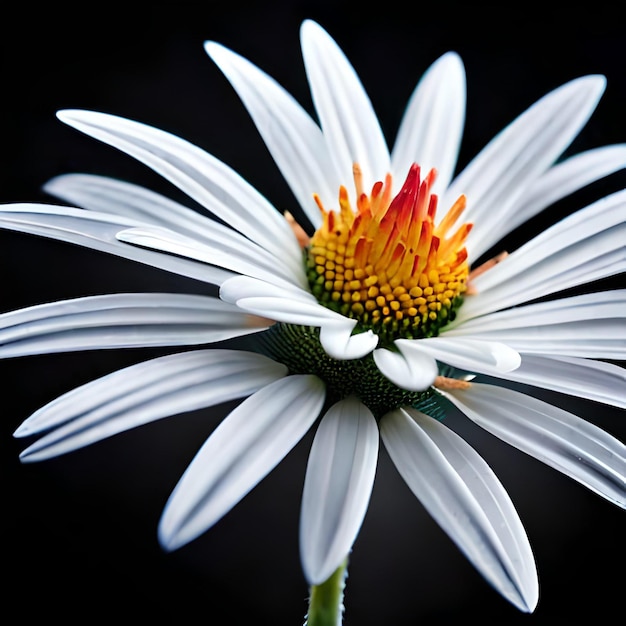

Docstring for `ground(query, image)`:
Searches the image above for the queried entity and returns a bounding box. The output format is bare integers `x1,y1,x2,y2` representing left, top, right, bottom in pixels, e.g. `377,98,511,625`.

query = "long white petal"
0,203,232,284
446,290,626,358
300,20,390,191
392,51,466,196
300,397,378,584
451,290,626,332
56,109,302,266
45,173,305,285
221,278,378,359
0,293,268,358
443,76,606,258
17,350,287,461
486,354,626,409
380,408,538,612
456,191,626,321
221,275,377,358
481,144,626,250
117,224,304,289
373,344,438,391
219,273,316,304
45,173,228,237
396,337,521,376
479,190,625,291
158,375,325,551
443,383,626,507
204,41,334,228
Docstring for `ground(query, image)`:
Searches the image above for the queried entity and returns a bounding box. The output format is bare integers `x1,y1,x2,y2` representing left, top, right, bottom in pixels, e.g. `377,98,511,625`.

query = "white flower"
2,19,624,614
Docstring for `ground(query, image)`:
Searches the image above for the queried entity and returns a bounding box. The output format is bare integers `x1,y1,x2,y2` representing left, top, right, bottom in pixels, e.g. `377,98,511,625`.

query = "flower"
2,18,625,616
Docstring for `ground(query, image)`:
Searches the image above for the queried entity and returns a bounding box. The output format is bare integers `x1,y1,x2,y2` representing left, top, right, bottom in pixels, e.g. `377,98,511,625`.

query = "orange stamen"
434,376,472,390
285,211,310,248
305,162,473,341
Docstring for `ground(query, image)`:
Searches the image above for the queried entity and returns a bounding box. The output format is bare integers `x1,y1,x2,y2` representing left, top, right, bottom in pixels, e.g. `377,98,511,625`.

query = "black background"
1,3,624,625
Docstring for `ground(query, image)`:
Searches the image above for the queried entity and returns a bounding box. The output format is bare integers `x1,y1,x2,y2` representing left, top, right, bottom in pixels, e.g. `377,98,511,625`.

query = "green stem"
305,558,348,626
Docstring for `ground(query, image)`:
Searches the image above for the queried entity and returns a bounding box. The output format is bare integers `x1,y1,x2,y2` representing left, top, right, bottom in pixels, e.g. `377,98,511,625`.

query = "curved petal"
300,20,390,191
380,408,538,612
443,76,606,258
219,273,316,304
373,344,438,391
446,290,626,359
116,224,304,289
45,173,304,285
56,109,302,266
159,374,326,551
497,321,624,358
451,290,626,332
396,337,521,376
491,355,626,409
456,190,626,322
45,173,228,237
0,293,268,358
300,396,379,584
483,144,626,249
17,350,287,461
0,203,233,285
392,51,466,196
319,322,378,360
204,41,334,228
443,383,626,508
227,293,343,326
221,279,378,359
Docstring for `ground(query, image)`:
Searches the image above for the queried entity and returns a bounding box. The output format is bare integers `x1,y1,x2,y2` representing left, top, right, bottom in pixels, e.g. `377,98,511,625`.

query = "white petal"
45,173,305,285
373,344,438,391
489,354,626,409
221,280,378,360
300,20,390,191
319,322,378,360
493,145,626,245
56,109,302,266
392,51,466,196
396,337,521,376
452,289,626,332
457,191,626,321
443,76,606,259
230,294,343,325
0,203,232,284
219,274,316,304
0,293,268,358
46,173,224,236
300,397,379,584
444,383,626,507
158,375,325,550
17,350,287,461
446,290,626,358
117,225,304,290
205,41,334,228
380,408,538,612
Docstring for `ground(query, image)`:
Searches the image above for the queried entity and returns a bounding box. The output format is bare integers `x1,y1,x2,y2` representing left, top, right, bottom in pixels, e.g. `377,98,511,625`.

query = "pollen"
306,163,471,345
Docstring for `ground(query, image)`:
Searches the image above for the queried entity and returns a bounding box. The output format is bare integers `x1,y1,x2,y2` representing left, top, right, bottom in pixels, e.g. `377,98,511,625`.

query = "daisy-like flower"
2,19,625,621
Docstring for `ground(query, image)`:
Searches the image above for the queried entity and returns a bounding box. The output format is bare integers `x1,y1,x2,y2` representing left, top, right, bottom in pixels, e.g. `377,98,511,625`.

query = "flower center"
306,163,472,346
257,323,447,420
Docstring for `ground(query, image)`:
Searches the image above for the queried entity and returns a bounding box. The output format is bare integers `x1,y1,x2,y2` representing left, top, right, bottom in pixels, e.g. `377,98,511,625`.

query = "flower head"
2,19,625,616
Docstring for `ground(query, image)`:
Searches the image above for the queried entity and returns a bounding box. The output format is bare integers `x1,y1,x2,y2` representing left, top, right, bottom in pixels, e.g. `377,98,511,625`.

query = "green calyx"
257,323,445,420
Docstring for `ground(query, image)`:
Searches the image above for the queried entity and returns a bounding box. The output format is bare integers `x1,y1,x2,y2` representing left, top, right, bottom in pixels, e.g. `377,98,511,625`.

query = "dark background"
1,3,624,624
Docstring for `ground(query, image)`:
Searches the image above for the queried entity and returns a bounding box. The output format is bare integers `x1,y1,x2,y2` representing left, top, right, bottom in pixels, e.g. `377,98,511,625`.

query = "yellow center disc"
306,163,472,344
